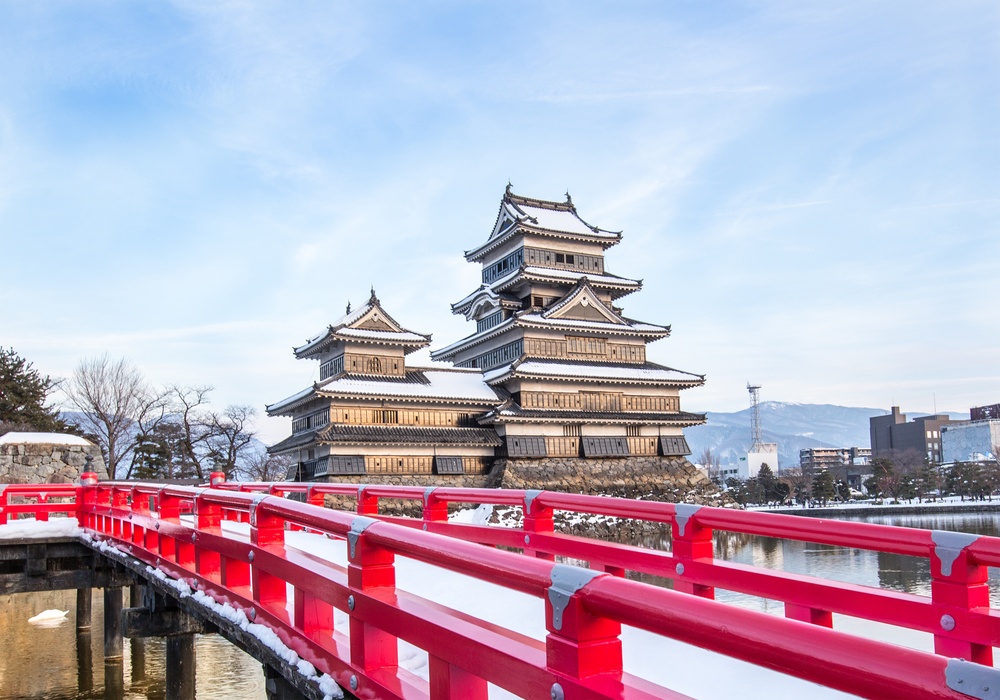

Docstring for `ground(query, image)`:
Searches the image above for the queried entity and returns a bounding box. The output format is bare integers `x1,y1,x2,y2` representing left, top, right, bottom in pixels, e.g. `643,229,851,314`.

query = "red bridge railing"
2,475,999,699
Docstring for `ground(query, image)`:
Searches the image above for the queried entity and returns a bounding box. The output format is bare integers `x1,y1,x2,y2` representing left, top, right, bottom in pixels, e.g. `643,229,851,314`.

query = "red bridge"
2,475,999,700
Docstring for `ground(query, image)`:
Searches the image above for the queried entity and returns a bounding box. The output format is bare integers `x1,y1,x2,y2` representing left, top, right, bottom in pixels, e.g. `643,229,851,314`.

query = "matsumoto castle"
267,187,710,493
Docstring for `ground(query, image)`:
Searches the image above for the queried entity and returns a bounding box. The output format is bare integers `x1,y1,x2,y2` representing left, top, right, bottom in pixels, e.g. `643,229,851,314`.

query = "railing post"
158,490,181,562
347,516,398,680
36,493,49,522
545,565,621,682
0,486,7,526
523,490,555,560
95,484,113,535
250,498,287,616
670,504,714,599
194,491,221,583
209,471,226,487
422,487,448,524
111,488,129,538
930,531,992,664
80,474,97,529
356,486,378,516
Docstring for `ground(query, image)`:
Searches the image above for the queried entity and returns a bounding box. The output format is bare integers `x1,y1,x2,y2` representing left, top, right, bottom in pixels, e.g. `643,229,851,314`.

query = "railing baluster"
545,567,622,682
930,531,992,664
671,505,714,599
250,498,287,616
523,490,555,561
347,517,398,679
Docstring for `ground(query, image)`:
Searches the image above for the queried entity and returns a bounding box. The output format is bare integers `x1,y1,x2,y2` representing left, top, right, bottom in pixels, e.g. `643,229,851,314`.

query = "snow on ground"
0,516,81,539
750,494,1000,512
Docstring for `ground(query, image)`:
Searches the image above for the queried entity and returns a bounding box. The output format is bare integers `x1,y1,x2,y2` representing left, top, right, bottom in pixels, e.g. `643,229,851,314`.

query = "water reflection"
0,588,266,700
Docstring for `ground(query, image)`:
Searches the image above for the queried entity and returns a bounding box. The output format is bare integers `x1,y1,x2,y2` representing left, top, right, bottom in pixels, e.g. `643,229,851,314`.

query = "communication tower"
747,382,763,451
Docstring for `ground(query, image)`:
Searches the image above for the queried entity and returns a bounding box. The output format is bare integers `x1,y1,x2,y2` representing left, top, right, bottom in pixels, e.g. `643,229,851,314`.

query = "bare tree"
63,355,164,479
237,449,292,482
699,447,722,484
168,385,215,480
207,404,259,478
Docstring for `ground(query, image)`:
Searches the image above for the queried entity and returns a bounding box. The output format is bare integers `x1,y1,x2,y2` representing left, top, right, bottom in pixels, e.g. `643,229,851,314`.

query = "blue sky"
1,2,998,443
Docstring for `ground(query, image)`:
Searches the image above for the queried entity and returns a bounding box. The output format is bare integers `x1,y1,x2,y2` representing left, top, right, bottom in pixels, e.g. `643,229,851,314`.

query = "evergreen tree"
0,347,70,434
811,470,836,505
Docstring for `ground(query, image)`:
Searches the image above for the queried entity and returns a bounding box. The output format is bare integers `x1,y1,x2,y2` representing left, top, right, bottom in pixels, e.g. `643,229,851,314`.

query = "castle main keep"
267,187,713,498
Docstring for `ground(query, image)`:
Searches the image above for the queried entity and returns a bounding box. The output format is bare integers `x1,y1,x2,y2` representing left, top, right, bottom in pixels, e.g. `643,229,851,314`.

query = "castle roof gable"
467,187,622,261
294,290,431,358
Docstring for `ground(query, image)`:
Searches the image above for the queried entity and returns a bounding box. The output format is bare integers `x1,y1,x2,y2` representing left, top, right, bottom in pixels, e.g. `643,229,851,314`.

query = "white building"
942,420,1000,463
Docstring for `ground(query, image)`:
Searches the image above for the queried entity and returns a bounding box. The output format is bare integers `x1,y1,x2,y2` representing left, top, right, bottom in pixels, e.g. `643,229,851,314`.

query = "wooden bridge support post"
166,634,196,700
263,664,308,700
130,585,147,682
76,587,92,632
103,586,125,699
76,587,94,693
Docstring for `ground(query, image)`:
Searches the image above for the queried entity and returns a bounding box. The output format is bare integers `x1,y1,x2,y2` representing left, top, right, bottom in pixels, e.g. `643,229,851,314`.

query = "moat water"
2,510,998,698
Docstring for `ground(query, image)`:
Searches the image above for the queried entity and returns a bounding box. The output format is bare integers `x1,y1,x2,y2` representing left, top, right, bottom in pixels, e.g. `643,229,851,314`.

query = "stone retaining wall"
488,455,727,505
0,442,108,484
314,455,727,513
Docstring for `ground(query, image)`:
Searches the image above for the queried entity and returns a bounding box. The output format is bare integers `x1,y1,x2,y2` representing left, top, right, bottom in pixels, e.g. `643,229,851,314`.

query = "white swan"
28,609,69,625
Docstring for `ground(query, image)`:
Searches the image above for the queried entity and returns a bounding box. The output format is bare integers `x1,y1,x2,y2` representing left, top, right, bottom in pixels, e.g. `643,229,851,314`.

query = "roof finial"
565,190,573,206
346,300,351,314
505,181,513,196
369,286,378,304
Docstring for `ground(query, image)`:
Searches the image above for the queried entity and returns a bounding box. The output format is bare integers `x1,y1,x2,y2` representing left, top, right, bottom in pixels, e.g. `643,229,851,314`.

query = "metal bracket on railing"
945,658,1000,699
548,564,603,631
524,489,543,515
248,493,269,527
932,530,980,576
423,486,437,508
674,504,702,537
347,516,378,559
190,488,207,515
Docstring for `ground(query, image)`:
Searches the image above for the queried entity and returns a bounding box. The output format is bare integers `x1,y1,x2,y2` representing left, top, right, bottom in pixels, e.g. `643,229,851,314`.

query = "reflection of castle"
267,188,707,488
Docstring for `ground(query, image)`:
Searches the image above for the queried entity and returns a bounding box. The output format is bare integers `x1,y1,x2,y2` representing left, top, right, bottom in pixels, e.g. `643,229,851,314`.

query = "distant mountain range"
685,402,968,470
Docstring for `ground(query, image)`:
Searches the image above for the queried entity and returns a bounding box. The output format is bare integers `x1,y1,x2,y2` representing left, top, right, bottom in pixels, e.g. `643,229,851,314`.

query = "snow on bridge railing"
4,474,1000,699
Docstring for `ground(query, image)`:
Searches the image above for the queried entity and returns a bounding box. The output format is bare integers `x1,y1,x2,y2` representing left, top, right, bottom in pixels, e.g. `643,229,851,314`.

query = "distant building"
941,403,1000,463
718,445,778,481
800,447,871,472
869,406,958,463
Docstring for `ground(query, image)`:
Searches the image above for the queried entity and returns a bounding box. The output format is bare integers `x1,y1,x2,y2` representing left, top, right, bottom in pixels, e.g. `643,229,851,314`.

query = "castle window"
566,254,575,265
367,356,382,373
626,425,641,437
555,253,565,263
373,410,398,424
533,296,543,307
